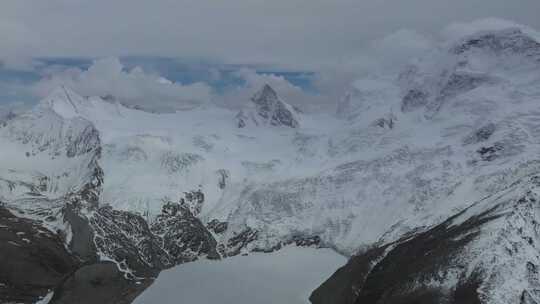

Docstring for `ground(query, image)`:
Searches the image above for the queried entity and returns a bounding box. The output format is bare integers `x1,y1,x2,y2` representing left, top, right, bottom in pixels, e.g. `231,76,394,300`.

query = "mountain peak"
237,84,300,128
251,84,279,106
40,85,86,119
450,27,540,59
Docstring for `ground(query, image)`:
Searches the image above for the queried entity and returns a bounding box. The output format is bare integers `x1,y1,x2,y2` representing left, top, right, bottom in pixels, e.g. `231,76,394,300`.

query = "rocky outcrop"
151,202,220,263
207,219,228,234
372,113,397,129
69,195,221,277
180,190,205,216
253,235,322,253
237,84,300,128
225,227,259,256
0,196,224,303
216,169,230,190
91,206,171,277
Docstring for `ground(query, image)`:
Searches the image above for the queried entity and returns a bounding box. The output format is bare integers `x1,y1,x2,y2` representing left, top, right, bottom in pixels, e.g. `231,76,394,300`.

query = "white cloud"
33,57,213,111
217,68,334,112
0,56,42,72
2,10,539,114
233,68,306,100
217,29,434,114
367,29,434,70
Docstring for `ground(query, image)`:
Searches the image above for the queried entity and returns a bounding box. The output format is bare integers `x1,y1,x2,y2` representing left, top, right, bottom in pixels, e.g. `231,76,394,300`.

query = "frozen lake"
133,246,346,304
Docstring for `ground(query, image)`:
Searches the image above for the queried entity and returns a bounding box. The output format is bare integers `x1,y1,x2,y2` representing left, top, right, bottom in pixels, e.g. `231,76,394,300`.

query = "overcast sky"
1,0,539,110
3,0,540,68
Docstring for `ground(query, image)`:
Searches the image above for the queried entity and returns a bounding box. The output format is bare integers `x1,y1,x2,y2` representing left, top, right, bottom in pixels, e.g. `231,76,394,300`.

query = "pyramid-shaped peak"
251,84,279,104
238,84,300,128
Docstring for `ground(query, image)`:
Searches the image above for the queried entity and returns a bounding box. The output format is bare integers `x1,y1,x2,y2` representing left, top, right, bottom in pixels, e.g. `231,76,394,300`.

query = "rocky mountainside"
310,27,540,304
311,174,540,304
0,96,227,303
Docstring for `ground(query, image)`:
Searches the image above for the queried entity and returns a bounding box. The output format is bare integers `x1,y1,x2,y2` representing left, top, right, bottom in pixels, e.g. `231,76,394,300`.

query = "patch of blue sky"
0,56,316,104
121,57,316,92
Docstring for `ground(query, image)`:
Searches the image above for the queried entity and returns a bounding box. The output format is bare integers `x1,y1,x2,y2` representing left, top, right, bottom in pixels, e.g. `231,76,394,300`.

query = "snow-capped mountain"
236,84,301,128
311,27,540,304
0,90,102,205
0,87,221,302
1,26,540,304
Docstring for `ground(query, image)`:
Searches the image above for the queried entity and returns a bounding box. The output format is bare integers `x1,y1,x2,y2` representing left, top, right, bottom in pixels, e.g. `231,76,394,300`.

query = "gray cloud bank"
2,0,539,69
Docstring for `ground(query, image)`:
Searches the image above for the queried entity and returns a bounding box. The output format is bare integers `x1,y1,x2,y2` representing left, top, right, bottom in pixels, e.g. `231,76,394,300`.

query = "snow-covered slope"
310,27,540,304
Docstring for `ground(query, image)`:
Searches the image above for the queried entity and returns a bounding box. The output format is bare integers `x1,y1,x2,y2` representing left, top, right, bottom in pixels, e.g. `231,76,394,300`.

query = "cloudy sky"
1,0,539,111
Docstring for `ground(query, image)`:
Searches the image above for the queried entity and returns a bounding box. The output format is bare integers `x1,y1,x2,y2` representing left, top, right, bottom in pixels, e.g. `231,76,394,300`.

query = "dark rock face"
180,190,205,216
50,262,152,304
66,122,101,158
252,85,299,128
236,111,248,128
477,143,504,161
253,235,322,254
216,169,230,190
77,160,104,209
237,84,300,128
226,227,259,256
65,128,103,209
372,114,396,130
207,219,228,234
91,206,171,277
151,203,220,263
291,235,321,247
0,206,79,304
